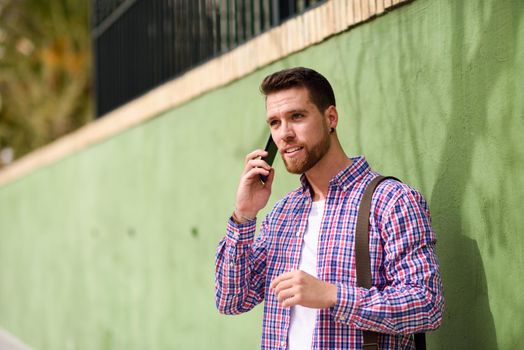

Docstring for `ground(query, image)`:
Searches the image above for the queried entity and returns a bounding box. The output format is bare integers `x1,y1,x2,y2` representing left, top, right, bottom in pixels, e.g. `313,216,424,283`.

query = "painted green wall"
1,0,523,348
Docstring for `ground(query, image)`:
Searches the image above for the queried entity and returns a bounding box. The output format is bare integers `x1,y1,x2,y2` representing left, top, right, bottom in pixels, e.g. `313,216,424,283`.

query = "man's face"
265,87,331,174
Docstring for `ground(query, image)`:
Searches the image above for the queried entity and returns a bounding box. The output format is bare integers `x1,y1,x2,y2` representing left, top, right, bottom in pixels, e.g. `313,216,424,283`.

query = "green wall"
1,0,523,348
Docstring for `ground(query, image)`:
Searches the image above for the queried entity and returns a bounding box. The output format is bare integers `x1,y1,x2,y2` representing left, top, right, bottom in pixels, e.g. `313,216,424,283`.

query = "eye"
268,119,280,127
291,113,303,120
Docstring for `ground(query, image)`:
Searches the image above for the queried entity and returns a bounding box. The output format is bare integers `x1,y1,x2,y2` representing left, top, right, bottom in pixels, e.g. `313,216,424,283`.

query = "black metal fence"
92,0,326,117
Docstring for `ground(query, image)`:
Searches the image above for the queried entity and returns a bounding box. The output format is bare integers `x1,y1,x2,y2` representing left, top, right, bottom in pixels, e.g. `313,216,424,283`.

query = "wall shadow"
369,0,524,348
424,0,523,348
330,0,524,346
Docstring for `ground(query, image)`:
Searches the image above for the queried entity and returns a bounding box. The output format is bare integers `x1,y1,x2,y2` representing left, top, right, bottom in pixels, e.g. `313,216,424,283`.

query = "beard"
281,127,331,174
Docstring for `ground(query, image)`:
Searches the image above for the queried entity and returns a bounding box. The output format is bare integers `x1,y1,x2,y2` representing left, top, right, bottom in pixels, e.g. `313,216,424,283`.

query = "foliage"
0,0,92,167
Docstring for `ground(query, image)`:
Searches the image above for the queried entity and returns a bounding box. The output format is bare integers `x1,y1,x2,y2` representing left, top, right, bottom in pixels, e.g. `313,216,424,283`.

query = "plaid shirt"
215,156,444,349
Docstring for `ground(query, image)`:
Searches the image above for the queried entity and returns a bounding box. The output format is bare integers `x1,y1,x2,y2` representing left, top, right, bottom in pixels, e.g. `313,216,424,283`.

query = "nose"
277,120,295,143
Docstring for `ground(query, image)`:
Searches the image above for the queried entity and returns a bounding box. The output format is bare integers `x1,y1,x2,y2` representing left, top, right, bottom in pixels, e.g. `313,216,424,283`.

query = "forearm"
215,217,266,314
332,279,444,334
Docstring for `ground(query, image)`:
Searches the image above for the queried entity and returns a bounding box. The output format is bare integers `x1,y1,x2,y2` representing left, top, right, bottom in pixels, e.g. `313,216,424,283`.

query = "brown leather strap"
363,341,379,350
355,176,399,349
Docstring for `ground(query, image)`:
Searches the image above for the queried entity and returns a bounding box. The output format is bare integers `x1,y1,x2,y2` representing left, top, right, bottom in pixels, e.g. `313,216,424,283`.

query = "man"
215,67,444,349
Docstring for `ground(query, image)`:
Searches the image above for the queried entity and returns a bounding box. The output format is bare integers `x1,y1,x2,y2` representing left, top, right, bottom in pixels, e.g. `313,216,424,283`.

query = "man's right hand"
233,149,275,223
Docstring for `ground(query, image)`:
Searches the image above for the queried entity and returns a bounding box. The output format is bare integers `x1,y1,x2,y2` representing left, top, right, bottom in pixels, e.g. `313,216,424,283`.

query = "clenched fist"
270,270,337,309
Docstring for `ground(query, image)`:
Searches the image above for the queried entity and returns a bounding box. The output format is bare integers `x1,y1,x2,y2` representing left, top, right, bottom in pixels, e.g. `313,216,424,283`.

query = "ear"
324,105,339,130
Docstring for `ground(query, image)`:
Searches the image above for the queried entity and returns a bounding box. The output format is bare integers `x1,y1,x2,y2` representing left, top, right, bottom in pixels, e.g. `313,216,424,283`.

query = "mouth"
282,146,304,157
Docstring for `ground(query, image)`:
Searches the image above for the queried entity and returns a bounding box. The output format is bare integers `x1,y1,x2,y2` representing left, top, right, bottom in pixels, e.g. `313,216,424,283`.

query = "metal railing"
92,0,326,117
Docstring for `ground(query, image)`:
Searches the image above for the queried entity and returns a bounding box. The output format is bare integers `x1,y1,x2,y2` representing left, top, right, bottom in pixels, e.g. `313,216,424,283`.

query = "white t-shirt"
287,200,325,350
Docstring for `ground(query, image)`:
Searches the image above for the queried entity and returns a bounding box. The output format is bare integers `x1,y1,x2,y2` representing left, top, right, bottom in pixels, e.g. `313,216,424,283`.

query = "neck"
304,137,352,201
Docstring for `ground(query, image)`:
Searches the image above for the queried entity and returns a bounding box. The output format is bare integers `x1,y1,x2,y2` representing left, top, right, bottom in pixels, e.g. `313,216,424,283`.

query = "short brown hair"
260,67,336,112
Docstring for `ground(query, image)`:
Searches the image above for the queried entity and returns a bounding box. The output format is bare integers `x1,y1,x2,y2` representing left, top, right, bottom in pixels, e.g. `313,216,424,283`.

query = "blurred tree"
0,0,92,168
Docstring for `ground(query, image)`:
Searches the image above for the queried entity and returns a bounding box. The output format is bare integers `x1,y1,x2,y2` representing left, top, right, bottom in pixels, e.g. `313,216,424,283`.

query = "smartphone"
260,135,278,183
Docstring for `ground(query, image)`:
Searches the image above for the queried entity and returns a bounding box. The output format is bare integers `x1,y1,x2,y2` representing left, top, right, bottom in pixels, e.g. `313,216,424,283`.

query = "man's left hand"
270,270,337,308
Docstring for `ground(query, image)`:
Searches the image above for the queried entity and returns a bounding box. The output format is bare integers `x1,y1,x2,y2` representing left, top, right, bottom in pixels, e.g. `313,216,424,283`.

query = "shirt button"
280,340,286,347
340,315,347,321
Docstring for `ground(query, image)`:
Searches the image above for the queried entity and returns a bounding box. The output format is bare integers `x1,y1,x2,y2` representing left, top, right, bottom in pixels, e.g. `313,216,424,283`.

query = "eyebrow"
266,109,308,123
288,109,308,115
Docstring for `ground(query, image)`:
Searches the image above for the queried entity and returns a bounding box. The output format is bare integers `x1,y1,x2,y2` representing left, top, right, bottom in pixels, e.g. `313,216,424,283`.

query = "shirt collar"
299,156,371,194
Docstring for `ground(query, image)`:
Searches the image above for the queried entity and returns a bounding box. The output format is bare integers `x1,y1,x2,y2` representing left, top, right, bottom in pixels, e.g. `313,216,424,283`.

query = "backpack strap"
355,176,398,349
355,176,398,290
356,175,426,349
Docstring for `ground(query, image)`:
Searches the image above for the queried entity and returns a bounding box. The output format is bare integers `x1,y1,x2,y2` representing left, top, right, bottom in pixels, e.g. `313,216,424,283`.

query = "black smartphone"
260,135,278,183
